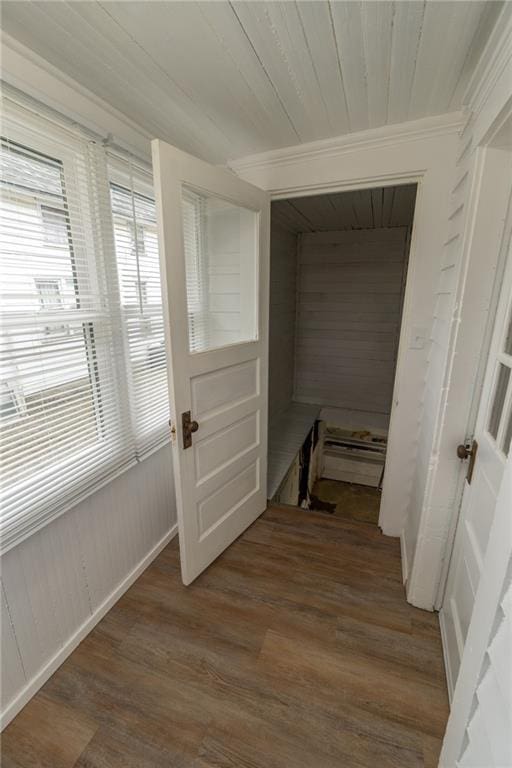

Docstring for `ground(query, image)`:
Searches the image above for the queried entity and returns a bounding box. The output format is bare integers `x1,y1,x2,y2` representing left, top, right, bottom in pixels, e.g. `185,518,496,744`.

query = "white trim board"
439,606,457,703
0,524,178,730
400,531,409,587
230,112,463,178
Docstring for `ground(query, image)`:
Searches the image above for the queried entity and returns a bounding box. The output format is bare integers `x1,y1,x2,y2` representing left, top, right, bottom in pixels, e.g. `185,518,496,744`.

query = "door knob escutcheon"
182,410,199,449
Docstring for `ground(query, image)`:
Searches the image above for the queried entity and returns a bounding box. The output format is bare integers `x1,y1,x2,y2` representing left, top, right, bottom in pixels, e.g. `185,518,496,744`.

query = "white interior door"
152,140,269,585
441,231,512,695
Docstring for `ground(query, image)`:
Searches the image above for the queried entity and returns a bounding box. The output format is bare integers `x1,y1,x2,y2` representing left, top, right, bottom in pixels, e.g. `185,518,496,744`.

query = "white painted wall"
405,4,512,610
0,444,177,728
268,222,298,421
294,228,409,416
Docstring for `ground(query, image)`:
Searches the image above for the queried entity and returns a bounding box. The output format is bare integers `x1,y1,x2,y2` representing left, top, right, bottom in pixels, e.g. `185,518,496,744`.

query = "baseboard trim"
0,523,178,730
438,609,455,704
400,530,409,586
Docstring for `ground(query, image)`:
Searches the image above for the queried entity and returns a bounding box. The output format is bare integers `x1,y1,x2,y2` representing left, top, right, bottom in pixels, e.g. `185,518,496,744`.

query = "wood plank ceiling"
272,184,417,233
1,1,503,163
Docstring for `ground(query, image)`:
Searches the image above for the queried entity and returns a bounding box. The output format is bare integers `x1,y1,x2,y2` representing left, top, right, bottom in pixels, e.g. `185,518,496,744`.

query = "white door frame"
231,117,461,578
436,144,512,616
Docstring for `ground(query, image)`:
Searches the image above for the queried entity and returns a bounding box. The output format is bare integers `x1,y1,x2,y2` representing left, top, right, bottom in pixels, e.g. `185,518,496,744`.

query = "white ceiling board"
293,1,350,136
230,1,331,142
197,1,299,148
408,1,494,120
1,0,503,163
387,2,425,126
328,1,368,132
272,184,417,234
99,1,280,157
361,1,394,129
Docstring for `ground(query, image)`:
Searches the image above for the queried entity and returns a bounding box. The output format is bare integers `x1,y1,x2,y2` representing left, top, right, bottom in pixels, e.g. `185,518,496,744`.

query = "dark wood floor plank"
2,504,449,768
1,694,98,768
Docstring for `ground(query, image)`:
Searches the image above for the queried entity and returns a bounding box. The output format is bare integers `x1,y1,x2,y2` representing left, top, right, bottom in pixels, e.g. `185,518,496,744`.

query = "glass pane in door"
182,186,258,354
488,363,510,440
502,406,512,456
503,306,512,355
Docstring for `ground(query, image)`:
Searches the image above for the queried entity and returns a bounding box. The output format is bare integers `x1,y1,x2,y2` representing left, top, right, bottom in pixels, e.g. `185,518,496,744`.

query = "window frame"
0,127,130,513
108,161,170,457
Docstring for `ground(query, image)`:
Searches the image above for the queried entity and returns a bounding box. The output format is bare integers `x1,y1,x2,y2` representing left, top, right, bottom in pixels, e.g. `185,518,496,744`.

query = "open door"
152,140,269,585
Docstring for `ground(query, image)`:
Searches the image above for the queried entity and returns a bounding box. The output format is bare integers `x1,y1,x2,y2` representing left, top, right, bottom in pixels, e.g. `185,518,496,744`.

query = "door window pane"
182,186,258,353
488,363,510,440
504,307,512,355
502,406,512,457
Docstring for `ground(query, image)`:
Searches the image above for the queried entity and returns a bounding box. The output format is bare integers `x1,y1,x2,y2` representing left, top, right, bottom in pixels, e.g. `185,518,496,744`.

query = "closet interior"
267,184,417,517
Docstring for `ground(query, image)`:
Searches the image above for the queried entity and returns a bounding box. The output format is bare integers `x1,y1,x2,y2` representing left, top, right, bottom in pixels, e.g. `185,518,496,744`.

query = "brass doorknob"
457,443,472,460
190,420,199,433
457,440,478,484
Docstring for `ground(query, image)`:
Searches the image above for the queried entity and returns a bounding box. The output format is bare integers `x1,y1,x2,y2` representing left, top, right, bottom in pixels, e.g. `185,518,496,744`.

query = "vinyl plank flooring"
1,695,97,768
2,506,449,768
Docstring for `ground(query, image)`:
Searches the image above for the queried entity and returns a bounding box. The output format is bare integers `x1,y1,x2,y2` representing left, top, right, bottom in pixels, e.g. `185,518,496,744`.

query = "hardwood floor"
2,505,449,768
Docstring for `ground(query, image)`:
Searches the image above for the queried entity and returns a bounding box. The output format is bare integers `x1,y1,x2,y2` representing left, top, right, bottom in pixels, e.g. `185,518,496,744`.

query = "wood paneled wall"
294,228,409,417
0,444,176,727
268,223,298,421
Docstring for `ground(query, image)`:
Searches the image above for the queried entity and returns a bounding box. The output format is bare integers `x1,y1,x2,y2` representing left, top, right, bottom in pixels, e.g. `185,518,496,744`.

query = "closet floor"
310,479,381,524
2,505,449,768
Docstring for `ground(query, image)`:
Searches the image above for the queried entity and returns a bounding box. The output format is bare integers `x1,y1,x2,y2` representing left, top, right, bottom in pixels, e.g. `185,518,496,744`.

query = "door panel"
441,232,512,693
152,139,269,585
195,412,259,482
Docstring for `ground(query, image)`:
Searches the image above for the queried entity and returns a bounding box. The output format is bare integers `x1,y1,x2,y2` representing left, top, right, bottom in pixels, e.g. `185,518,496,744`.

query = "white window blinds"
182,189,209,353
0,91,170,553
108,155,169,456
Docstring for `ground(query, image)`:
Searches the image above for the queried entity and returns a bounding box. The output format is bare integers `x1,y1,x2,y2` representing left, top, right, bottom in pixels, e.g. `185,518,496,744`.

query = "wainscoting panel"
0,443,177,727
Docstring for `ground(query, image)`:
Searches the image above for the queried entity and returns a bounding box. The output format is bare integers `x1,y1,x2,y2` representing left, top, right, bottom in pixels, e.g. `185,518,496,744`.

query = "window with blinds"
109,157,169,456
0,92,170,553
182,189,208,353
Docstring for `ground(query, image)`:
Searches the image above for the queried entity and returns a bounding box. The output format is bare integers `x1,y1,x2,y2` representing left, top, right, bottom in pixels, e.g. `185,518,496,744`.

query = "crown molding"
229,112,464,174
0,32,152,162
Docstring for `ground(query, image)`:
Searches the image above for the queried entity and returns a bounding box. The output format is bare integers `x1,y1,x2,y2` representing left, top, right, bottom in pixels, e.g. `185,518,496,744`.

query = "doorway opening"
267,184,417,527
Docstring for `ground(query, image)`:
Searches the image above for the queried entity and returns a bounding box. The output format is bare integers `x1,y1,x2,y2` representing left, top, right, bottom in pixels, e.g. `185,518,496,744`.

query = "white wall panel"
268,222,298,421
0,585,26,709
294,228,409,418
0,444,176,726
